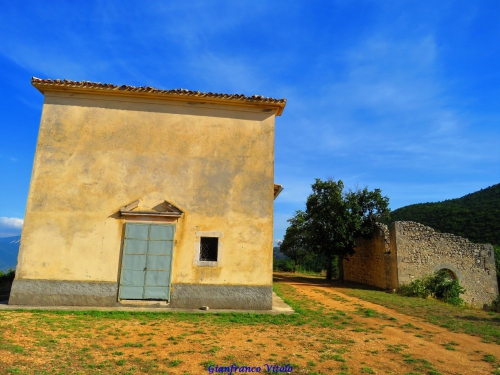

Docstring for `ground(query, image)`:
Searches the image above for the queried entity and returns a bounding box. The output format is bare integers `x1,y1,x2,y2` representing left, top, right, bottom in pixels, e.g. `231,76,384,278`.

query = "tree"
280,210,311,272
304,178,390,280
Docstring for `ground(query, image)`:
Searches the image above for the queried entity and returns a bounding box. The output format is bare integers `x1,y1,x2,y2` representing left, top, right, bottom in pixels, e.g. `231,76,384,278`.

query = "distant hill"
273,246,288,260
390,184,500,245
0,236,20,271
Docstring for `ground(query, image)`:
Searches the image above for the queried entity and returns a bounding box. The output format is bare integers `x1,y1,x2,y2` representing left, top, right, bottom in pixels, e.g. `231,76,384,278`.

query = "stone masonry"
343,224,397,291
344,221,498,307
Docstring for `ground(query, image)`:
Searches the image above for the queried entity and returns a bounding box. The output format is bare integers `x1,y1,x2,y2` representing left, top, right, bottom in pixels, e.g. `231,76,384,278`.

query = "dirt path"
277,273,500,374
1,274,500,374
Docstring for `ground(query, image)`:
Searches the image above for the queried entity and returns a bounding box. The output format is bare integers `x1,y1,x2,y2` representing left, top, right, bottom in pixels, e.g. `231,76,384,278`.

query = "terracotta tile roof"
31,77,287,115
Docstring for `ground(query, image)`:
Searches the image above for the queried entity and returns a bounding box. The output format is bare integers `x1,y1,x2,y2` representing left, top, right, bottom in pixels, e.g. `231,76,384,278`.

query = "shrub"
273,259,295,272
398,278,431,298
398,270,465,306
427,270,465,306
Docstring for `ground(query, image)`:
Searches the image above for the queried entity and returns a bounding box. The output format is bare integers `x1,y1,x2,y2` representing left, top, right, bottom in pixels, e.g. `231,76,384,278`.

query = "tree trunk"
326,252,333,280
339,254,345,283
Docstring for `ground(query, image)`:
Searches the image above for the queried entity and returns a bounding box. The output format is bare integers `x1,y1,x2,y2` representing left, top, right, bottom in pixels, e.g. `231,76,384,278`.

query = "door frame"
118,222,176,301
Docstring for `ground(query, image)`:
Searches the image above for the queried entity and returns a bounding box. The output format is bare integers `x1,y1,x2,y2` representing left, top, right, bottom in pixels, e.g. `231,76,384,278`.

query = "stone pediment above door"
119,199,183,219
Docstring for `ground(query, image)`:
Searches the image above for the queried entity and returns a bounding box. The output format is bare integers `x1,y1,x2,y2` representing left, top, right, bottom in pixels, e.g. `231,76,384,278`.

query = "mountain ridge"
390,183,500,245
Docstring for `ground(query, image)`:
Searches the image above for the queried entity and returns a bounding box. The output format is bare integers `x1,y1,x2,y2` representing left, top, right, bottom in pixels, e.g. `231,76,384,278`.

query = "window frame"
194,231,223,267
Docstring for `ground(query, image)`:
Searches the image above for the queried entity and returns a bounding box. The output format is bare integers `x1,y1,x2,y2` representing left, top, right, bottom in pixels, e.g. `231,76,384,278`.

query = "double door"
119,223,174,300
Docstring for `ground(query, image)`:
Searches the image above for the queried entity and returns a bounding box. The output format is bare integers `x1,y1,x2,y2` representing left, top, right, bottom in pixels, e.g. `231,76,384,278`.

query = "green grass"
361,366,376,374
0,277,495,375
312,288,350,302
0,343,24,354
401,323,422,330
442,341,459,351
483,354,496,363
319,353,346,362
343,287,500,344
168,359,183,367
124,342,143,347
356,308,379,318
399,354,442,375
387,344,408,353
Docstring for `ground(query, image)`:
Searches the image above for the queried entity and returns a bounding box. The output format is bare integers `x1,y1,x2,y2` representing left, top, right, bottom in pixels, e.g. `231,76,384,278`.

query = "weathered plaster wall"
394,221,498,307
344,221,498,307
343,224,398,290
13,91,276,306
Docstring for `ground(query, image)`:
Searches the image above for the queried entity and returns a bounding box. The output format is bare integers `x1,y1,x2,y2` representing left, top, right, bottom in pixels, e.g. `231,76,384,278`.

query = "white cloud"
0,217,23,229
0,217,23,238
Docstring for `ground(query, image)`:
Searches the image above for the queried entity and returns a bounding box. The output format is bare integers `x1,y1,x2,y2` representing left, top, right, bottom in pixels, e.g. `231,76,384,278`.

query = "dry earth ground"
0,273,499,375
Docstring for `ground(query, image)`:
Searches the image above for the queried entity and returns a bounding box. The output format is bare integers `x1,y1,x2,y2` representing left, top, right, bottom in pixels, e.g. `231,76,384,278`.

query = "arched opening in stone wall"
433,264,461,284
437,268,458,281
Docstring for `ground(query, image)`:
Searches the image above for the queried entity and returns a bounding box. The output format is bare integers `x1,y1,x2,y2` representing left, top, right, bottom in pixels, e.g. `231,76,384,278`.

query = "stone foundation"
8,280,273,310
170,284,272,310
9,279,119,306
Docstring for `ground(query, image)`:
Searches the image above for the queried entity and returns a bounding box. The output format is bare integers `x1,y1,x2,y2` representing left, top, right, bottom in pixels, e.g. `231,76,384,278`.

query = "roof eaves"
31,77,287,116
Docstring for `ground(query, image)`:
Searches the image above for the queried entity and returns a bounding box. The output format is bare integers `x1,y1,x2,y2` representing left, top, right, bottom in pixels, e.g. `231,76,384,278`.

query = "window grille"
200,237,218,261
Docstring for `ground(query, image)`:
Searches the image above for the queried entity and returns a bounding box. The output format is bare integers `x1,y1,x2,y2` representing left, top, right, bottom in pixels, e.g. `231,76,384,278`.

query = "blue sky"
0,1,499,241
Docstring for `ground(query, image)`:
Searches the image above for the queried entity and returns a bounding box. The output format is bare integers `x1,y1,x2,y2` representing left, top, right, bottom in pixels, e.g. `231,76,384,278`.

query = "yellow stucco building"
9,78,286,309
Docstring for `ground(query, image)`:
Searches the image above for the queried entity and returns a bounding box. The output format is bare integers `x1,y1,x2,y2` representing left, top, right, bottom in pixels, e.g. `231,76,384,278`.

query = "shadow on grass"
455,315,500,323
273,272,383,291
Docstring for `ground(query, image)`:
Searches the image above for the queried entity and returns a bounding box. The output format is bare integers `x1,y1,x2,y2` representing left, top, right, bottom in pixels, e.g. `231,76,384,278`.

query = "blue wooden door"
119,223,174,300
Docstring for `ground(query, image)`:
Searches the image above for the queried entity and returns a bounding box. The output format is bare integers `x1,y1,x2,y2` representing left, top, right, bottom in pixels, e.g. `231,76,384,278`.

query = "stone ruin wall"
344,221,498,307
343,224,398,290
394,221,498,307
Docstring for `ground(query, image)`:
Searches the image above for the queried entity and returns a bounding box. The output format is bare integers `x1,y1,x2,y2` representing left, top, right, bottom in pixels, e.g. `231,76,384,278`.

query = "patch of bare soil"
0,274,499,374
278,273,500,374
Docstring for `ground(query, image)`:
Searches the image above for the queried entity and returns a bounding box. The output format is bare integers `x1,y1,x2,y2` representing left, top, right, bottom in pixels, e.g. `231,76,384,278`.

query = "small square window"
200,237,218,261
194,231,222,267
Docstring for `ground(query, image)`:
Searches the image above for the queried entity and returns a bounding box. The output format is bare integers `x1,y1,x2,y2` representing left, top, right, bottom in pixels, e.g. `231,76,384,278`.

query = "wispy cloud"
0,217,23,229
0,217,23,237
279,29,495,176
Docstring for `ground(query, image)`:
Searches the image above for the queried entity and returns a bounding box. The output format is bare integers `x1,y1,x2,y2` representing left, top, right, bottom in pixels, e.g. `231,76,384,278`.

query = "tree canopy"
281,178,390,280
279,210,311,272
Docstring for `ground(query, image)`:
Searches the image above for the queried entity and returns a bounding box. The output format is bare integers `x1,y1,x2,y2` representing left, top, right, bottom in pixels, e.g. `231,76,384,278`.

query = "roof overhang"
274,184,284,200
32,77,287,116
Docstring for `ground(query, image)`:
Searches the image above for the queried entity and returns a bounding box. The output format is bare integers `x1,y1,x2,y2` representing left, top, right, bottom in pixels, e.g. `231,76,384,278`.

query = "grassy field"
342,286,500,345
0,274,499,374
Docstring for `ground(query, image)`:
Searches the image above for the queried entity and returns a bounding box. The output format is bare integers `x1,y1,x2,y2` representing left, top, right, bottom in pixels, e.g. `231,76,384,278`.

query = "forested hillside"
390,184,500,245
